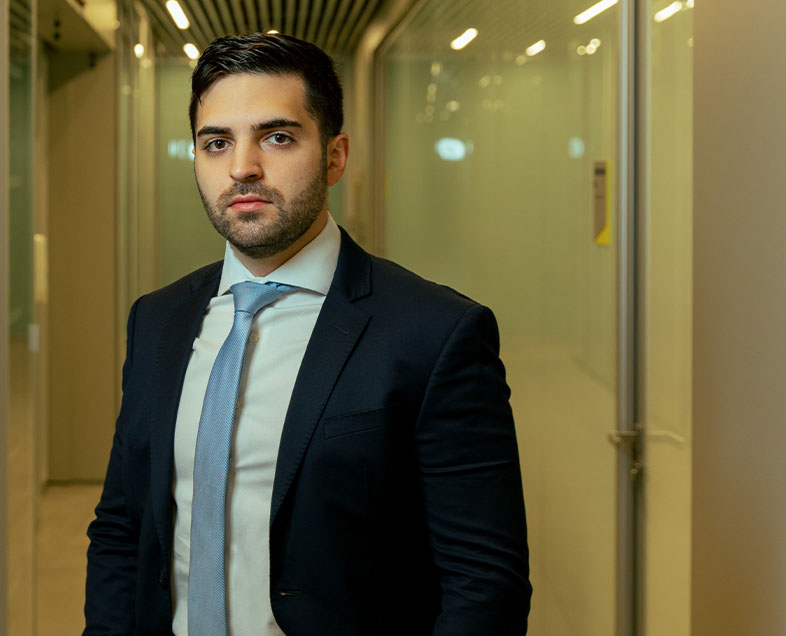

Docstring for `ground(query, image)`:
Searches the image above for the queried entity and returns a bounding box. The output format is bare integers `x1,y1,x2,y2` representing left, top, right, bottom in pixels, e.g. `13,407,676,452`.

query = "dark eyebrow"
252,118,303,132
196,125,231,138
196,119,303,139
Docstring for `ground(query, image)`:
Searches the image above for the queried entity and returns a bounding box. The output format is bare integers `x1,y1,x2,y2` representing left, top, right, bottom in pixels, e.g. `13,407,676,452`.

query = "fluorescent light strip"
183,43,200,59
574,0,619,25
450,28,478,51
166,0,190,29
526,40,546,57
654,1,682,22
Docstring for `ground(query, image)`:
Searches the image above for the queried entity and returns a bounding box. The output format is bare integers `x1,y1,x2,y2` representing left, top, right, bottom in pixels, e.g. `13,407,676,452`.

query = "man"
85,33,530,636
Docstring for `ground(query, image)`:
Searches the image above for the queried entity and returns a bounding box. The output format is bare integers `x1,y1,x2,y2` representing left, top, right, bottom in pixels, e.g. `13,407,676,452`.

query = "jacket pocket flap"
322,405,399,439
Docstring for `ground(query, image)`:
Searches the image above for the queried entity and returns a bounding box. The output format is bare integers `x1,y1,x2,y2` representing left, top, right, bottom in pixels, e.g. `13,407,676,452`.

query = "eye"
267,132,293,146
205,138,230,152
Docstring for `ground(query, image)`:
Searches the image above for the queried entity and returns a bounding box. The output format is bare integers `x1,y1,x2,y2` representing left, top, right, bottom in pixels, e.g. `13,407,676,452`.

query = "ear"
326,133,349,187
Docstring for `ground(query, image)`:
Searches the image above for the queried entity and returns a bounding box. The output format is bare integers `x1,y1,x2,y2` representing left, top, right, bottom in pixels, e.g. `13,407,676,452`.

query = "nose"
230,139,263,182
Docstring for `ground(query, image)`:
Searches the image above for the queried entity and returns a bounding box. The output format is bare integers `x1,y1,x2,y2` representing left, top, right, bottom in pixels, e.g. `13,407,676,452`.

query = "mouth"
229,195,271,213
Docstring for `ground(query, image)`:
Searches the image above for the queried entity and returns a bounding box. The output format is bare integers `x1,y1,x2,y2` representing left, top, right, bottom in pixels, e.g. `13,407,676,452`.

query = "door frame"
616,1,650,635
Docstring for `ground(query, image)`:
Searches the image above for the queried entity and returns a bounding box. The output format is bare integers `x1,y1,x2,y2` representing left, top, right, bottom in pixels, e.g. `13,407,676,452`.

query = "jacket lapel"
149,263,221,564
270,229,372,526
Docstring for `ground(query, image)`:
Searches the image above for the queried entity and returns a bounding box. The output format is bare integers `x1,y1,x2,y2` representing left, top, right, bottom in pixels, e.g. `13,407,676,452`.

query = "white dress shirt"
171,217,341,635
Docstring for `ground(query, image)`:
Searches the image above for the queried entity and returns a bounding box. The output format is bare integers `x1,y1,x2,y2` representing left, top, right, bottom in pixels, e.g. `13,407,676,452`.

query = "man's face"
193,73,341,262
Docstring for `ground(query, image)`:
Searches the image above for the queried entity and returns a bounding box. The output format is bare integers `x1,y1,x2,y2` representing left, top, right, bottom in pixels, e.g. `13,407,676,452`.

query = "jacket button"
158,569,169,588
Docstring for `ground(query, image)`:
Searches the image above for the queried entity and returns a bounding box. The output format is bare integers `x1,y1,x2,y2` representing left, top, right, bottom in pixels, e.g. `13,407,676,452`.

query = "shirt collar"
217,214,341,296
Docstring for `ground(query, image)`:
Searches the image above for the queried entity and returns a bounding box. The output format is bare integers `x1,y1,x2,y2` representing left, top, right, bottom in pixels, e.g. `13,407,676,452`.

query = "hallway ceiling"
141,0,389,58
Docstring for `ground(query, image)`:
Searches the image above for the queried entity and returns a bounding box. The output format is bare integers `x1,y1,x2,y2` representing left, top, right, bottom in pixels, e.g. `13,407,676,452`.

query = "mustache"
217,182,284,207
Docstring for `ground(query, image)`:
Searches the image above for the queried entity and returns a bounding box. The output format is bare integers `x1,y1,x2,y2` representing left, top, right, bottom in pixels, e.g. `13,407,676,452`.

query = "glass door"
379,1,621,633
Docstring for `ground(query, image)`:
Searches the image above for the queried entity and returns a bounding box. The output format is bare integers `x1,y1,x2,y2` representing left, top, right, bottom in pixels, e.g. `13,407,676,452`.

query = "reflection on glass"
382,1,619,634
645,4,693,636
8,0,37,632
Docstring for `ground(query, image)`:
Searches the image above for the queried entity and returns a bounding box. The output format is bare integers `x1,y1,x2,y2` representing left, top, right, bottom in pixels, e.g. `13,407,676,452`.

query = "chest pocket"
322,404,401,439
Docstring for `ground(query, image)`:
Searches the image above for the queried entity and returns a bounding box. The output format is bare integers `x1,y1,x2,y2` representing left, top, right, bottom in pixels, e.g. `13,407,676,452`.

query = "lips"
229,195,270,212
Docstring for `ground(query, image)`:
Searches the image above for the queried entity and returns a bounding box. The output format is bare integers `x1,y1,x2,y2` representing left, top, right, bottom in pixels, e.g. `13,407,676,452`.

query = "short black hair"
189,33,344,143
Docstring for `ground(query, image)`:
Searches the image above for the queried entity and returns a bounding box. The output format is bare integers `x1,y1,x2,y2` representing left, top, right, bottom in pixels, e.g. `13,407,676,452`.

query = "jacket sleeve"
83,299,141,635
414,303,531,635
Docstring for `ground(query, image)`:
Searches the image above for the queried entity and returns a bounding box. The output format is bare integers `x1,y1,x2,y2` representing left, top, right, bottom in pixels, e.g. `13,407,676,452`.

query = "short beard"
198,163,328,260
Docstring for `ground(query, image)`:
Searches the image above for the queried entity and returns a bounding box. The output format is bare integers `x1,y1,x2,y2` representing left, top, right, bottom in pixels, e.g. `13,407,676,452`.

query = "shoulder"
132,260,222,319
369,253,476,313
336,226,477,315
335,230,490,344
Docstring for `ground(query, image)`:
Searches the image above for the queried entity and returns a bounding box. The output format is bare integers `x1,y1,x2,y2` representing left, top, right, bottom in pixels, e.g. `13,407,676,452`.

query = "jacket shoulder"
335,227,478,316
136,261,222,312
369,254,476,310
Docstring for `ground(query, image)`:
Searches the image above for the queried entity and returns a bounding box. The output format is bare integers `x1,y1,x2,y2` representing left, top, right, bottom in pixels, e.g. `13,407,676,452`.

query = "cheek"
271,159,319,192
194,162,222,194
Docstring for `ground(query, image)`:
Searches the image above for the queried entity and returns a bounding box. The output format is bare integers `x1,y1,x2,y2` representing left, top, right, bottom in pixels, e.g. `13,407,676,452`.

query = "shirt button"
250,332,259,343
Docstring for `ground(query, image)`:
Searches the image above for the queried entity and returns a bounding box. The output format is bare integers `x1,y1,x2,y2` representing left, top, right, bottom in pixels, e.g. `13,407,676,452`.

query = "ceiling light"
183,43,200,60
134,43,144,58
574,0,619,25
654,1,682,22
166,0,189,29
450,28,478,51
526,40,546,57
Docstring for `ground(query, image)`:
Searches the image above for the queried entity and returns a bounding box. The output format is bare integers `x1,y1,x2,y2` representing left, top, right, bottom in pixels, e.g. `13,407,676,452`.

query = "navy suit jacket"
85,229,531,635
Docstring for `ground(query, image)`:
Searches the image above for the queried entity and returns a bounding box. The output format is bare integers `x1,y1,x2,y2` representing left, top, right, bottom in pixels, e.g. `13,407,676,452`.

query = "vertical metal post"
617,1,649,635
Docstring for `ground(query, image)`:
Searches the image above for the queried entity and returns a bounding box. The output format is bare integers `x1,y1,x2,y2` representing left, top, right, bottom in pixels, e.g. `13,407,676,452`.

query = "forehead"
196,72,312,126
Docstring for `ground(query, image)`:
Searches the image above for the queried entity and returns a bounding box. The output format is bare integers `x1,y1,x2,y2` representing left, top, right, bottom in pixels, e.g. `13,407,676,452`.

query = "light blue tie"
188,281,295,636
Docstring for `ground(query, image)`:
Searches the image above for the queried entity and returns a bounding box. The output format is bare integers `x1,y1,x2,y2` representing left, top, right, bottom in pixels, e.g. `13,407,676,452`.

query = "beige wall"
693,1,786,633
47,51,117,481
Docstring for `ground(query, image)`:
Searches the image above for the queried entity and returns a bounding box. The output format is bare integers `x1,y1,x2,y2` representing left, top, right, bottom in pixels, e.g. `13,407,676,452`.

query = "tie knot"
229,281,294,315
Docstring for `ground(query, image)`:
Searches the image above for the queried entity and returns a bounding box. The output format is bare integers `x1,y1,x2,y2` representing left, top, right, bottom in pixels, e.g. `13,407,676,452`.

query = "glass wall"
645,2,693,635
380,0,695,633
117,0,158,316
381,1,619,633
157,59,224,287
7,0,37,632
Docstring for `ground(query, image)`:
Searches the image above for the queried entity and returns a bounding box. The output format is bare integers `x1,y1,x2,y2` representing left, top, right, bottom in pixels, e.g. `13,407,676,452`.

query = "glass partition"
117,0,158,317
157,59,224,287
7,0,37,632
380,1,620,633
644,2,693,635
